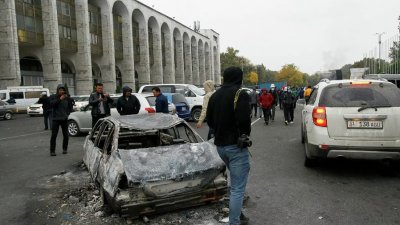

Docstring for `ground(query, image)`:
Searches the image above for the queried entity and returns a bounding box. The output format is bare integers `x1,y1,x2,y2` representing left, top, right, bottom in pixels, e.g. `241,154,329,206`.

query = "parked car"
141,93,176,115
164,93,191,120
138,84,205,121
83,113,228,218
0,100,13,120
71,95,90,111
301,79,400,167
67,94,153,136
27,102,43,116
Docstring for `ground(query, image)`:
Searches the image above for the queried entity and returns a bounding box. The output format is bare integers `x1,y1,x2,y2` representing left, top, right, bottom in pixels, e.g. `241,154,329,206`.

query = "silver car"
83,113,228,218
67,94,152,136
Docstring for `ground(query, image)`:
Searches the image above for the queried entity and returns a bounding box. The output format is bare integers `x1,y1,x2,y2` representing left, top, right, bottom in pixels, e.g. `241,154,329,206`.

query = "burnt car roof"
108,113,183,130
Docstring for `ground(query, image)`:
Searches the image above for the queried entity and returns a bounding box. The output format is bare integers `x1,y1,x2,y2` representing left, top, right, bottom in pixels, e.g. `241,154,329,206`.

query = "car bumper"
27,110,43,115
306,126,400,160
112,185,227,218
177,112,191,120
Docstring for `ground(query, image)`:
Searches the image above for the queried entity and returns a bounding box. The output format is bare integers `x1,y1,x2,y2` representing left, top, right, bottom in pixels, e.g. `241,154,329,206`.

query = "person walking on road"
304,85,312,104
269,84,279,121
38,92,52,130
196,80,215,140
206,66,251,225
259,88,274,125
89,83,113,128
282,87,296,125
49,84,74,156
249,88,259,118
116,86,141,115
152,87,169,113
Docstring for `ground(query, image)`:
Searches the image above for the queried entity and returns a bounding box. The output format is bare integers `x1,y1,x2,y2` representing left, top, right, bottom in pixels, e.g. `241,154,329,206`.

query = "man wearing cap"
49,84,74,156
117,86,141,115
38,91,52,130
269,84,279,121
207,66,251,225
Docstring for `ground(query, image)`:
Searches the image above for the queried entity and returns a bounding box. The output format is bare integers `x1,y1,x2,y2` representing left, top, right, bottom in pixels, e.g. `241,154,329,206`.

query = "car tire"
304,134,317,167
191,107,202,122
68,120,80,137
29,114,35,117
4,112,12,120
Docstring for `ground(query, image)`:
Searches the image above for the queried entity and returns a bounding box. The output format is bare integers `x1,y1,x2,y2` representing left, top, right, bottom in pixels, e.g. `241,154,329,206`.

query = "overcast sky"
141,0,400,74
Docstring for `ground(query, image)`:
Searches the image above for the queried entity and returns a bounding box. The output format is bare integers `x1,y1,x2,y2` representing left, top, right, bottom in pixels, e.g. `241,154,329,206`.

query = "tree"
244,71,258,85
276,64,305,87
220,47,255,77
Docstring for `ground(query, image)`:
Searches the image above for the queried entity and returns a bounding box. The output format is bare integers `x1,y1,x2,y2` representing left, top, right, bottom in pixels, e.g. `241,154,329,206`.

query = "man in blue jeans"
207,66,251,225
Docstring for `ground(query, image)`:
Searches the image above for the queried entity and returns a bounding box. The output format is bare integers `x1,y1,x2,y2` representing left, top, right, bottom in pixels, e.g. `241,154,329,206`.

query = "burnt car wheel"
68,120,80,137
191,107,201,122
4,112,12,120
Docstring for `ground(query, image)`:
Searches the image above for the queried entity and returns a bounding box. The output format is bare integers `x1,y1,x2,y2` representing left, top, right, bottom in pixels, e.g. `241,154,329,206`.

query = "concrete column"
163,31,174,83
205,47,211,81
137,26,150,86
41,0,62,93
183,41,192,84
74,0,92,95
150,31,163,84
215,46,221,85
191,42,199,86
120,19,135,89
174,39,184,83
99,8,116,93
198,45,206,85
0,0,20,89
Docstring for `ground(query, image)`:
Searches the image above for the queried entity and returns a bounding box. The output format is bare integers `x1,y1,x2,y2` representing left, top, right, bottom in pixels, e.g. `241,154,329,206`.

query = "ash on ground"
25,162,244,225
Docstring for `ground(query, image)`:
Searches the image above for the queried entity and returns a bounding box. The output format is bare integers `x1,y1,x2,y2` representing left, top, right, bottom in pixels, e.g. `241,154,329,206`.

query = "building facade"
0,0,221,94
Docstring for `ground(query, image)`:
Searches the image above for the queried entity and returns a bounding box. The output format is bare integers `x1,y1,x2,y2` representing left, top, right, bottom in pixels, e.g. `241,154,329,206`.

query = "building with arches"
0,0,221,95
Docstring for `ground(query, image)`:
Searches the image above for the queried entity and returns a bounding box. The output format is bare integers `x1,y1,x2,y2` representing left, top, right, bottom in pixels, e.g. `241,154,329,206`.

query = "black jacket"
89,92,114,116
269,89,279,106
283,91,296,106
117,87,141,115
50,84,74,120
207,68,251,146
38,95,52,111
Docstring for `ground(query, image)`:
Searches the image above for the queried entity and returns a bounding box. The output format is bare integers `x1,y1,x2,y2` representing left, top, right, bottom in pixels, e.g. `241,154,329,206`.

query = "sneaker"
265,121,269,125
50,152,56,156
285,121,288,125
290,121,294,124
62,149,67,154
240,212,250,225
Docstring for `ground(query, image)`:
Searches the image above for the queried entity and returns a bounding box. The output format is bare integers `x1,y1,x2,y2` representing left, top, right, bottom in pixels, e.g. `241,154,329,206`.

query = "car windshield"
319,83,400,107
171,94,188,104
189,85,205,96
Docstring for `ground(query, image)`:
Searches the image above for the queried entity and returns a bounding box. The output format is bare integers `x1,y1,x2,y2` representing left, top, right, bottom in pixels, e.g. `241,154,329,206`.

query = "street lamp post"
376,32,385,73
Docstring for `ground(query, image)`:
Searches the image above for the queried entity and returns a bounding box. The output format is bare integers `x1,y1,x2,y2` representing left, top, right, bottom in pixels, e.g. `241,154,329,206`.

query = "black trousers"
43,110,52,129
250,104,258,117
283,104,294,122
270,105,276,120
50,119,68,152
92,114,106,128
262,108,271,123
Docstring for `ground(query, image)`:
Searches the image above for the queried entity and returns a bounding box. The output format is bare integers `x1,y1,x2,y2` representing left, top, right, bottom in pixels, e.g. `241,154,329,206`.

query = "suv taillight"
312,107,327,127
145,107,155,113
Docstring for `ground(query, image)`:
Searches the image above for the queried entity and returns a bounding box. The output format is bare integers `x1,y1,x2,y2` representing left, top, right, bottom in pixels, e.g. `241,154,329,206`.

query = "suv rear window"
319,83,400,107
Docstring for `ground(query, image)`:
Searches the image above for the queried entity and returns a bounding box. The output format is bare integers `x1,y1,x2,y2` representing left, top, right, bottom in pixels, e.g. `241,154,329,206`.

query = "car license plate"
347,120,383,129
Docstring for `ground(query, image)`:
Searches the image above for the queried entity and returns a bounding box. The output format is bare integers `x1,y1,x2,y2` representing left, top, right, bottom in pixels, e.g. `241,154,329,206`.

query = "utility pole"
376,32,385,73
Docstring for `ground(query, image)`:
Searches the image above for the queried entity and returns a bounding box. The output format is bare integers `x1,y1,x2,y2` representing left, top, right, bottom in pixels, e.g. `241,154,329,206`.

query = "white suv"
301,79,400,167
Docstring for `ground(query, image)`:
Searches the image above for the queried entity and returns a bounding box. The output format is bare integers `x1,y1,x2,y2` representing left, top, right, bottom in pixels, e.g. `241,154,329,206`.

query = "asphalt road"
0,109,400,225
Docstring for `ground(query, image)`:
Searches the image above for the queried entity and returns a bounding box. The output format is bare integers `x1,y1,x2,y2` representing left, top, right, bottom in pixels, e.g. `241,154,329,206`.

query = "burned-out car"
83,113,228,218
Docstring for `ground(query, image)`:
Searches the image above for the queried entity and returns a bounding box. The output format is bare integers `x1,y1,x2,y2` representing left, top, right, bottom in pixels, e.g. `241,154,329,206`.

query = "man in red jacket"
259,88,274,125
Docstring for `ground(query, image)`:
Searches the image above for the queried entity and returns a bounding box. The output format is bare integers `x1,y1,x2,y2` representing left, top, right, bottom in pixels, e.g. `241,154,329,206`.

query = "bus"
0,86,50,112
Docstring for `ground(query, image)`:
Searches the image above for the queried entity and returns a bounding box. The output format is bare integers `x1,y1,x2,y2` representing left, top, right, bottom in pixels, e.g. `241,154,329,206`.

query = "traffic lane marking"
0,131,48,141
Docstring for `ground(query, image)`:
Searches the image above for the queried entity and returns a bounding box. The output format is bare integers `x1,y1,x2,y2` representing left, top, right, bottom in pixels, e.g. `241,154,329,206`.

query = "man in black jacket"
38,92,52,130
206,66,251,225
89,83,114,127
49,84,74,156
117,86,141,115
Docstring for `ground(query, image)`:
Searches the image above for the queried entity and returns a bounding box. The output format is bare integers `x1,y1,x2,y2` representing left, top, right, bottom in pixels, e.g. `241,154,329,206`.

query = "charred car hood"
118,141,224,183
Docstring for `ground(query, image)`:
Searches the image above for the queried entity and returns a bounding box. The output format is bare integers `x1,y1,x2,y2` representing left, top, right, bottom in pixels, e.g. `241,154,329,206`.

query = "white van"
0,86,50,113
138,84,205,121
